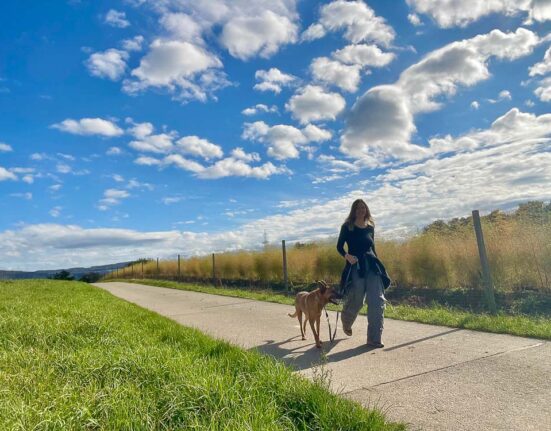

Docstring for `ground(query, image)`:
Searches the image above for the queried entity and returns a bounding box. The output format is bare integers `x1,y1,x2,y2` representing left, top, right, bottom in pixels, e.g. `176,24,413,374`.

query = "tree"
51,270,74,280
79,272,102,283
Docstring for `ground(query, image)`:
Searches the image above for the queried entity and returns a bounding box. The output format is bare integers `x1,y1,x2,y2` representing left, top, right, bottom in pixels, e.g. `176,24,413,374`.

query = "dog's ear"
317,280,327,292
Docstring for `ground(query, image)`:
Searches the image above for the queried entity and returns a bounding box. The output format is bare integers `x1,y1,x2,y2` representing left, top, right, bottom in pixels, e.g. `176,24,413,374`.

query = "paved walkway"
94,282,551,431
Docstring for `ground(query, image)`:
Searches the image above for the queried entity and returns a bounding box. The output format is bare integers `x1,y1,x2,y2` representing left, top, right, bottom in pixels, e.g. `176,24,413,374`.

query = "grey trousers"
341,265,386,343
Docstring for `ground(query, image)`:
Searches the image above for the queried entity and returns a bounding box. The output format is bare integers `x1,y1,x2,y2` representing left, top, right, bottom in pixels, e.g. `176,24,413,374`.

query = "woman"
336,199,391,348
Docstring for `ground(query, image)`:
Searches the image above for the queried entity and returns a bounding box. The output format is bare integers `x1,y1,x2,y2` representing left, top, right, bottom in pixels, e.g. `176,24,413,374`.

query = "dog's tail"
288,311,297,318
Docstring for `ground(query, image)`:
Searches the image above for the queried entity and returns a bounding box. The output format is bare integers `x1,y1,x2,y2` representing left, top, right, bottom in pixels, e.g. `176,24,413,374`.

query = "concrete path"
94,282,551,431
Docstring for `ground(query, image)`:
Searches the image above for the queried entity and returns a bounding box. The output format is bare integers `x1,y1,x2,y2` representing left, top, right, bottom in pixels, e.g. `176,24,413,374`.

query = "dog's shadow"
252,336,358,371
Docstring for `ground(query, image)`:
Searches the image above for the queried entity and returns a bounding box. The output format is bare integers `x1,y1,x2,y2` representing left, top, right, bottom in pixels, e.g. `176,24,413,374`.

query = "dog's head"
316,280,339,305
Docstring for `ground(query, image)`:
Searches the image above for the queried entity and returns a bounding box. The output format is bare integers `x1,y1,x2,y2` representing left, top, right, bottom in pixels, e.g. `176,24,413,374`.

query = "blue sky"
1,0,551,270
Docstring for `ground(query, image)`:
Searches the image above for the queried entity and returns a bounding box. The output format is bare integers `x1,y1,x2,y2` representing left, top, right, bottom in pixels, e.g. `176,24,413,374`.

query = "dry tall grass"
108,217,551,293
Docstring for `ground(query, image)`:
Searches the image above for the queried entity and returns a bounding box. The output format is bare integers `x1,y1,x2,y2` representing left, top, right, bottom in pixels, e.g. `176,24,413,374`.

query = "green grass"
116,279,551,341
0,280,404,431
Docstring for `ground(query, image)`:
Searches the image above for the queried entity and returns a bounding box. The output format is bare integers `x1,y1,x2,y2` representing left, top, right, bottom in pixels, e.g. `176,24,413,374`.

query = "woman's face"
355,203,367,218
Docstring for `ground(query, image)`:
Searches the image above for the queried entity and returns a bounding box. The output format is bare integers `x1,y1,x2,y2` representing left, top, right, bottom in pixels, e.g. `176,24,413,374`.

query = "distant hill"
0,262,131,280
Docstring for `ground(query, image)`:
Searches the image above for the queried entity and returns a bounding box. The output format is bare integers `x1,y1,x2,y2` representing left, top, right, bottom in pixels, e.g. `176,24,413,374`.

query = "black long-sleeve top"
336,223,377,278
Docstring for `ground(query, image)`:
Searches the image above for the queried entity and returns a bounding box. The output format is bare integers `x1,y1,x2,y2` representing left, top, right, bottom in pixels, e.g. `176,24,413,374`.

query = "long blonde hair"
344,199,374,230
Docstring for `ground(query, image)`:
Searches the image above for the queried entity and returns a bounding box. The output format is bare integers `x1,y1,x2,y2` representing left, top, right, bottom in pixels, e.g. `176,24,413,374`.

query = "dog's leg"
309,318,320,348
316,317,321,345
303,314,308,337
297,309,305,340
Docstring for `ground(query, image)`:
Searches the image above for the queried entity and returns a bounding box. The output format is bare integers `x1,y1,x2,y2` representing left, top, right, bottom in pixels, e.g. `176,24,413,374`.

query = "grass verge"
0,279,404,430
114,279,551,341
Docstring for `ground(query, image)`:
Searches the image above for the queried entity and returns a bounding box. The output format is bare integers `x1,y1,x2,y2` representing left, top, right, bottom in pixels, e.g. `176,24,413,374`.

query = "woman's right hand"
345,253,358,264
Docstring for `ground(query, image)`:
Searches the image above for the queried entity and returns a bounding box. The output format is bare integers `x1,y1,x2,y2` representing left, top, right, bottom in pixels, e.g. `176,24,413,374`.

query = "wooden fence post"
177,254,181,282
131,264,134,279
472,210,497,314
141,261,144,279
156,257,159,276
282,240,289,292
212,253,216,286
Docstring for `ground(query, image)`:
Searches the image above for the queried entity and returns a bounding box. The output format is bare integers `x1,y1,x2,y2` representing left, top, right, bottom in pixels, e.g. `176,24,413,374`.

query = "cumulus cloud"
51,118,124,137
121,35,144,52
332,44,395,67
242,121,332,160
98,188,130,210
310,57,362,92
0,142,13,152
241,104,278,116
286,85,346,124
535,76,551,101
254,68,296,93
105,9,130,28
304,0,395,46
408,13,423,26
176,136,224,160
406,0,551,28
123,39,230,103
107,146,122,155
0,167,17,181
86,49,129,80
529,46,551,76
220,10,298,60
340,28,540,163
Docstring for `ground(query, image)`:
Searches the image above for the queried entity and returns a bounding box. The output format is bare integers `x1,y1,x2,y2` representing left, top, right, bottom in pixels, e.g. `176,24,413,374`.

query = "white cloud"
162,196,184,205
406,0,551,28
242,120,332,160
471,100,480,109
301,23,326,42
408,13,423,26
310,57,362,92
499,90,512,100
123,39,228,103
332,44,395,67
535,76,551,101
99,188,130,210
128,122,175,153
242,104,278,116
308,0,395,46
220,10,298,60
86,49,129,80
231,147,260,162
0,142,13,152
121,35,144,52
341,28,540,164
49,206,62,217
254,68,296,94
51,118,124,137
134,156,162,166
176,136,224,160
529,46,551,76
107,146,122,155
56,163,72,174
10,192,32,200
105,9,130,28
285,85,346,124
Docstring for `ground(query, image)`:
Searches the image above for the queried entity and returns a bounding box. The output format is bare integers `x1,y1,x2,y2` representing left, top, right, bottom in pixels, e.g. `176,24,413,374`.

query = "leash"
324,262,355,342
324,306,339,342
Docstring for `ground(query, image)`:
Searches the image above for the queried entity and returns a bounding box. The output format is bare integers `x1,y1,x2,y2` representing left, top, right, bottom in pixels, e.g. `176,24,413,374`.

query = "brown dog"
288,280,339,348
